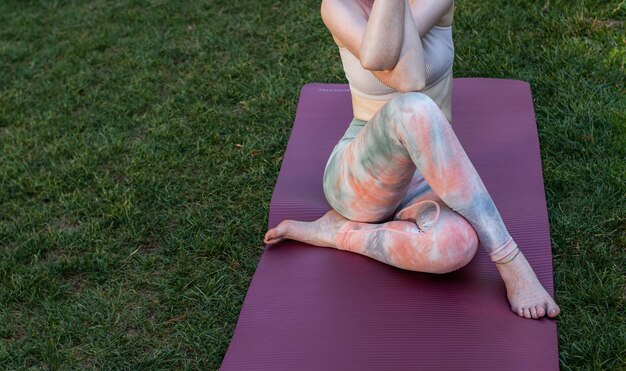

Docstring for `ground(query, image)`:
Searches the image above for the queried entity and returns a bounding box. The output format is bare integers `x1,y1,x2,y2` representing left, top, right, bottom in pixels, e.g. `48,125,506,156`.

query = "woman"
264,0,560,320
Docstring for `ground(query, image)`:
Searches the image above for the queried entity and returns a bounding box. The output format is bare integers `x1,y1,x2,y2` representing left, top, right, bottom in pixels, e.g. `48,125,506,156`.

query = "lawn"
0,0,624,369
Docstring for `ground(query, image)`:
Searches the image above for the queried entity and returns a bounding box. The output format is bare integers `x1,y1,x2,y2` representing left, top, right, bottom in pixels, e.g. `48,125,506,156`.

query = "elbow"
360,55,397,71
359,45,400,71
358,37,402,70
397,77,426,93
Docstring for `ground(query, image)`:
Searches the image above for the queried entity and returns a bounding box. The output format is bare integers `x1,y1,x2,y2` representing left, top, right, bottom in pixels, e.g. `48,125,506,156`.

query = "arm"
409,0,455,37
376,0,425,91
359,0,405,70
321,0,431,92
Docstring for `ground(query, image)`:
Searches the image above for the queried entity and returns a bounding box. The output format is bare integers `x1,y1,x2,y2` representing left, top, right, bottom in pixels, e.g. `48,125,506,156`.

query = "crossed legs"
333,179,479,274
264,93,560,319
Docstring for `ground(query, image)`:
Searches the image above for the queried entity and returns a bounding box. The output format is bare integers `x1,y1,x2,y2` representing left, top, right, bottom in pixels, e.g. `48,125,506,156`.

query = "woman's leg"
326,163,477,274
323,93,517,262
335,198,479,274
264,92,560,318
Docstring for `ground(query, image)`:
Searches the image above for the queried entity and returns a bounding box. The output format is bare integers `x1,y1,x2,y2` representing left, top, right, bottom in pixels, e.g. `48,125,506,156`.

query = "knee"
387,93,440,119
385,93,446,136
429,210,479,273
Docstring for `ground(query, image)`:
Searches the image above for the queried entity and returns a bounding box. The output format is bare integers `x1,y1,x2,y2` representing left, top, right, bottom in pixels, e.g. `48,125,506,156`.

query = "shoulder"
322,0,369,14
408,0,454,34
321,0,369,50
437,1,455,26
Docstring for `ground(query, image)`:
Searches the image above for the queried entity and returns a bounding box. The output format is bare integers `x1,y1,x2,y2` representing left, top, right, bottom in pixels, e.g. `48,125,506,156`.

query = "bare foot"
496,250,561,319
263,209,350,248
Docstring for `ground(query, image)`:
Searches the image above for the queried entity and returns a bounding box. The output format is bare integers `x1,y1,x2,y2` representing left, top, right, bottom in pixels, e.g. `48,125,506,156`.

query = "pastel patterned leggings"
323,93,518,273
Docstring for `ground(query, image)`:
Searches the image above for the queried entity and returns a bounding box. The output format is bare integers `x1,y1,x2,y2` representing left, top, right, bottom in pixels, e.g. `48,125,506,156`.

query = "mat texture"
221,79,558,370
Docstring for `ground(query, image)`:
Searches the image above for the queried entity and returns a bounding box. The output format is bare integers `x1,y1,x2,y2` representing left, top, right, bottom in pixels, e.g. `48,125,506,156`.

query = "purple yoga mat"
221,79,558,370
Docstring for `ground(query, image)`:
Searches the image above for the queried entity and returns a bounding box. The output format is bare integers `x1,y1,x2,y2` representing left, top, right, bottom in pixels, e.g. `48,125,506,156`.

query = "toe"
264,229,285,244
516,308,524,317
523,307,531,319
267,236,284,244
530,306,538,319
547,304,561,318
536,305,546,318
263,230,275,243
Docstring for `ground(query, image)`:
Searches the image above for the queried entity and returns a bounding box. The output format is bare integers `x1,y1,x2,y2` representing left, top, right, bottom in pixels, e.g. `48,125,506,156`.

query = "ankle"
489,237,518,263
495,247,521,265
496,251,533,279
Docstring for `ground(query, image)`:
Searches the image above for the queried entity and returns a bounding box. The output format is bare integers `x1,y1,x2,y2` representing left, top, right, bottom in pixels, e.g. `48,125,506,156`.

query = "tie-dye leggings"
322,93,518,273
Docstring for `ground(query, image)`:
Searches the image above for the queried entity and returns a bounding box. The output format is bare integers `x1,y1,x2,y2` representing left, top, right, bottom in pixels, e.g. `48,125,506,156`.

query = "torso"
335,1,455,121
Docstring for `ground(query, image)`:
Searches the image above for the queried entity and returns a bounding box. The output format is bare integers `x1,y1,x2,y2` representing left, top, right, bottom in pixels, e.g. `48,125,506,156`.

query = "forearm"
359,0,405,70
372,0,426,91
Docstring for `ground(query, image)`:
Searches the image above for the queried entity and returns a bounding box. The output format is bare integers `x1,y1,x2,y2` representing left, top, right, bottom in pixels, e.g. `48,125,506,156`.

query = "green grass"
0,0,624,369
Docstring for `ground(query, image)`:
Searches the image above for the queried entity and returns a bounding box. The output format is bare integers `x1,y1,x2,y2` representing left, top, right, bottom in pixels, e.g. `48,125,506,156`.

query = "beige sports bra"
338,25,454,100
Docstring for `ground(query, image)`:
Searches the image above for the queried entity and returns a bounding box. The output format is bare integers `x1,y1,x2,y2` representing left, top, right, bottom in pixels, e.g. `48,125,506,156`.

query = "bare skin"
264,210,561,319
342,0,456,121
264,209,349,248
265,0,561,320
